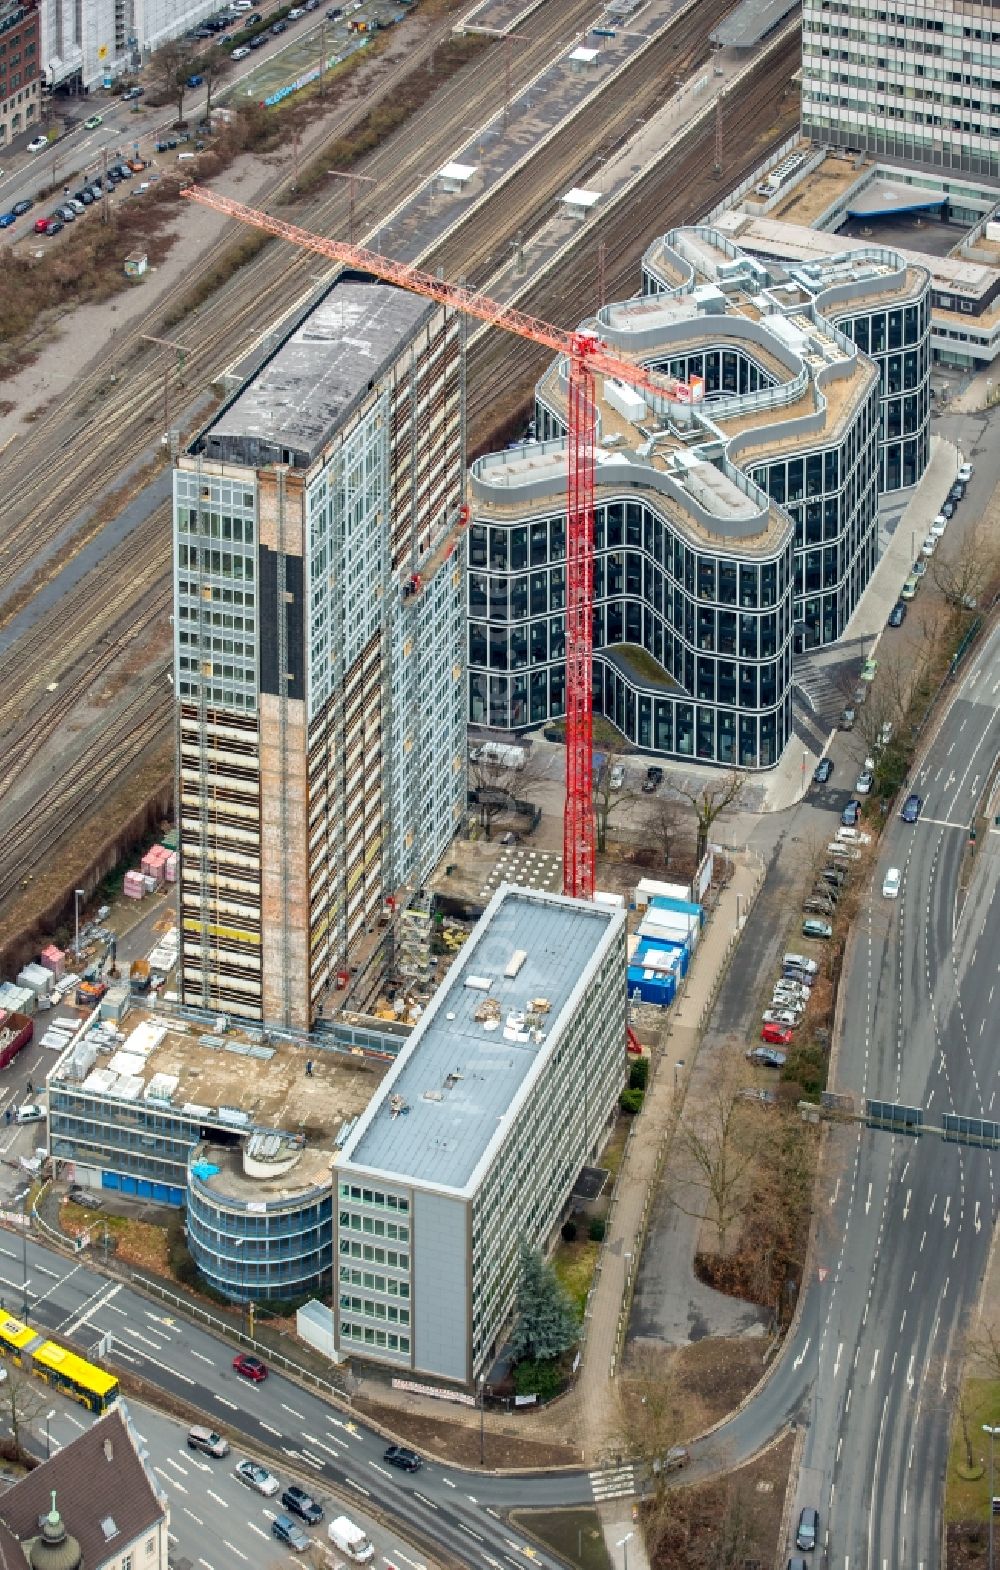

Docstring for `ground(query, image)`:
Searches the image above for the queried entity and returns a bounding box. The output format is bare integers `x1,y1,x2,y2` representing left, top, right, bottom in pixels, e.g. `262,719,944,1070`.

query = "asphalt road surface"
692,614,1000,1567
0,1232,595,1568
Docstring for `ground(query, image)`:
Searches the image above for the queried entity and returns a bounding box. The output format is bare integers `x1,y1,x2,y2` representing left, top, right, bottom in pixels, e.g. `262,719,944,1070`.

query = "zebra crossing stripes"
590,1463,636,1501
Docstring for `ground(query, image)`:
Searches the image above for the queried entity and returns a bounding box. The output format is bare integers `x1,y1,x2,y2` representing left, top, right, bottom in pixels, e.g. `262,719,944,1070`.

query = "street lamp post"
615,1531,633,1570
479,1375,486,1467
985,1424,1000,1570
21,1191,29,1321
74,888,84,957
45,1409,54,1458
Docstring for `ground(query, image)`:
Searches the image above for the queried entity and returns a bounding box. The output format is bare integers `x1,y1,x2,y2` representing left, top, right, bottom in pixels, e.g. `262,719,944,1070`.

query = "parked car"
812,757,833,784
957,461,974,482
836,826,871,846
839,705,856,730
232,1353,267,1381
84,113,103,129
15,1104,45,1124
841,798,861,827
74,188,95,205
900,574,920,600
383,1445,422,1472
887,601,906,627
43,218,63,235
804,897,836,917
747,1045,787,1068
921,534,938,557
281,1486,324,1525
878,721,894,746
272,1515,310,1552
249,30,267,45
288,5,306,13
911,557,927,578
120,85,145,99
796,1506,819,1552
802,917,833,940
0,212,14,228
271,17,287,30
930,516,948,539
852,684,868,706
610,764,625,790
327,5,343,15
855,769,874,795
231,44,251,57
11,198,33,215
55,205,76,222
901,793,923,823
774,977,811,997
27,135,50,152
761,1022,794,1046
949,480,965,503
187,73,204,86
941,499,955,518
819,867,846,889
784,953,819,976
827,842,860,862
860,655,878,682
763,1008,801,1027
882,866,901,899
642,766,663,794
33,215,51,232
235,1460,280,1496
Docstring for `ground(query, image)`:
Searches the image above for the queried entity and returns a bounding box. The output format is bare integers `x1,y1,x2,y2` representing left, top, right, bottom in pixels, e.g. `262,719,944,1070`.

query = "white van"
328,1516,375,1563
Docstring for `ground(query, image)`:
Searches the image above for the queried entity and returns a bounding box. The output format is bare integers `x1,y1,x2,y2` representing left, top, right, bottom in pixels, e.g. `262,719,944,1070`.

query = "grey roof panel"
202,279,433,468
710,0,798,47
339,887,622,1193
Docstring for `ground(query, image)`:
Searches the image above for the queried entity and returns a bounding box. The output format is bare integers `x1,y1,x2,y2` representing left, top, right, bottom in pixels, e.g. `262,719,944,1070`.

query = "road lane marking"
222,1544,248,1562
943,1196,951,1226
793,1337,811,1370
833,1341,842,1377
412,1491,437,1510
442,1477,456,1488
907,1354,915,1389
281,1403,304,1420
870,1349,879,1383
903,1188,911,1219
347,1478,372,1497
190,1350,214,1366
368,1461,392,1478
205,1490,228,1508
213,1395,238,1410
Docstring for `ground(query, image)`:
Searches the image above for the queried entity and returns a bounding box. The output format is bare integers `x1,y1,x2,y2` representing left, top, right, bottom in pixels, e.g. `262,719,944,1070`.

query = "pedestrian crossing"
590,1463,636,1501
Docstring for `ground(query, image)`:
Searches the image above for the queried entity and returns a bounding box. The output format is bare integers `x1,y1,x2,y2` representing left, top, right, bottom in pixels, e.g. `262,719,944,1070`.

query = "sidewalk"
351,855,765,1473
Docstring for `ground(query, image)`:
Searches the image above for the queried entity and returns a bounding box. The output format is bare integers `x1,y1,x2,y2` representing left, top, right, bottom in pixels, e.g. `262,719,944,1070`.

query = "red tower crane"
180,187,673,899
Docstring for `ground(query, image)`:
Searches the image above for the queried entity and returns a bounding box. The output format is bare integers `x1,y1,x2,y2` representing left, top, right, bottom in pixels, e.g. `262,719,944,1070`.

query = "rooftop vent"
504,949,527,979
100,1515,119,1541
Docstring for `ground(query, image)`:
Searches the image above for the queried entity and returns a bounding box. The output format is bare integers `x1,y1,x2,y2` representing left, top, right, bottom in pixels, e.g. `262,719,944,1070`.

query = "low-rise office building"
333,885,627,1385
0,0,39,148
469,227,884,763
46,1008,392,1301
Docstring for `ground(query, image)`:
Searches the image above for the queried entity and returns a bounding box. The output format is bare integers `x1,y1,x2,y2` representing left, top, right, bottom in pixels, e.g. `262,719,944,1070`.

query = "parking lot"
220,0,409,104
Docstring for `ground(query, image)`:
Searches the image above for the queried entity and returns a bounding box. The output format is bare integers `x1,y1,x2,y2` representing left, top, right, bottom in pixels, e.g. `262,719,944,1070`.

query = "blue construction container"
648,894,705,929
635,935,690,980
627,964,677,1007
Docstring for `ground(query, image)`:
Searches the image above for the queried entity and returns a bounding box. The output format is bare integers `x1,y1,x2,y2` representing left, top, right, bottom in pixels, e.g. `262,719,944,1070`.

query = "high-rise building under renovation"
801,0,1000,177
173,275,467,1027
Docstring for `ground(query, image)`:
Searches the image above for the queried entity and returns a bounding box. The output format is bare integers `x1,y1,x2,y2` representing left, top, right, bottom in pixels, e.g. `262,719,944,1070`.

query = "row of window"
339,1294,410,1324
339,1238,410,1269
177,509,255,542
338,1183,409,1212
340,1267,410,1296
340,1322,410,1353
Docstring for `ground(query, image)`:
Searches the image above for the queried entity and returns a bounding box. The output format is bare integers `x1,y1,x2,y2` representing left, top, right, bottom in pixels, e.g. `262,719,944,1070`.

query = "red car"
760,1022,794,1046
232,1353,268,1382
34,215,50,233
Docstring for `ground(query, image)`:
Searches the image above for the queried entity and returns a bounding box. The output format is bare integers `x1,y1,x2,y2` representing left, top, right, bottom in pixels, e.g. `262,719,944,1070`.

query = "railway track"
0,19,797,939
466,24,802,447
0,677,169,908
0,0,599,589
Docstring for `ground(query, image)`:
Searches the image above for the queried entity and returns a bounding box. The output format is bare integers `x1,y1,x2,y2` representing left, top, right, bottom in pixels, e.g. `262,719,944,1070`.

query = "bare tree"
670,770,747,861
197,41,231,117
646,793,683,868
611,1347,685,1535
0,1365,48,1459
148,37,199,124
931,520,1000,612
671,1053,762,1252
592,744,633,854
468,747,543,840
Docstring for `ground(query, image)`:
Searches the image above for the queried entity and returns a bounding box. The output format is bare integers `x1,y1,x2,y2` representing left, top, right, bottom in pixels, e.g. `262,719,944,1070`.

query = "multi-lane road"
692,612,1000,1565
0,1230,601,1569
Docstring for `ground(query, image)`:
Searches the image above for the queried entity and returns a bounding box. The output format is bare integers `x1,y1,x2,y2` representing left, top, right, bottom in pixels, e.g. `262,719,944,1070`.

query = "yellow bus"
0,1314,119,1414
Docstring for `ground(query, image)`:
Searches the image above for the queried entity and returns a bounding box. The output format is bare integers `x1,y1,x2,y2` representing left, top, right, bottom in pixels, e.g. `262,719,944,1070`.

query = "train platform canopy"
562,187,601,217
567,44,599,68
844,180,948,218
710,0,798,47
438,161,477,193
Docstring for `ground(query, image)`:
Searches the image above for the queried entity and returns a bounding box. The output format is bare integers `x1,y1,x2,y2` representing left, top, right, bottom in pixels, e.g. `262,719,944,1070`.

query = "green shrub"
513,1358,564,1402
620,1087,644,1114
629,1057,649,1090
588,1217,606,1242
780,1040,828,1099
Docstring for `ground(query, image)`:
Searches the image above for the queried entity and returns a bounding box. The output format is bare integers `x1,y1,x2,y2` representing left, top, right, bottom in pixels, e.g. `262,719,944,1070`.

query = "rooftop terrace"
52,1009,386,1147
338,886,624,1194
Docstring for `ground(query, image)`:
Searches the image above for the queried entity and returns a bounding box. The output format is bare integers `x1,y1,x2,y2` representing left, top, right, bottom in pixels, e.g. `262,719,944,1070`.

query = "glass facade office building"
801,0,1000,178
469,227,884,766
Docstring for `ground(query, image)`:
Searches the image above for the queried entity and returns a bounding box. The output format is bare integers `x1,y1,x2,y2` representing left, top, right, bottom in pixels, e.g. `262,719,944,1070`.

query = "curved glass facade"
187,1159,333,1304
468,494,794,767
835,297,931,492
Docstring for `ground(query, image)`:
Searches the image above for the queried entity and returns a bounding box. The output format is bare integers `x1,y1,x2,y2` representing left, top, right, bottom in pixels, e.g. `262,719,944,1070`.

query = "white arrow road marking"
976,1202,982,1233
943,1196,951,1227
907,1354,915,1389
866,1182,873,1215
829,1178,841,1207
793,1337,811,1370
